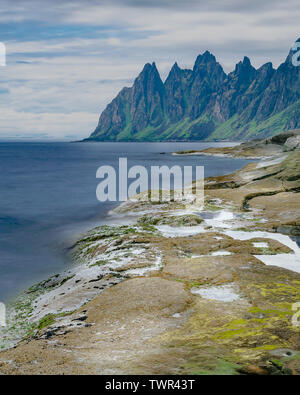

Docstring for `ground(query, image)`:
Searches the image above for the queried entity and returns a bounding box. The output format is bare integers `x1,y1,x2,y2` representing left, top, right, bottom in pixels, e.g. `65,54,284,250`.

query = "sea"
0,141,253,302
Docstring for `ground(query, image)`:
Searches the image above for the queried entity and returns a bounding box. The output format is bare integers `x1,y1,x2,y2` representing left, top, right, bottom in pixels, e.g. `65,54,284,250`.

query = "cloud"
1,0,299,21
0,108,99,140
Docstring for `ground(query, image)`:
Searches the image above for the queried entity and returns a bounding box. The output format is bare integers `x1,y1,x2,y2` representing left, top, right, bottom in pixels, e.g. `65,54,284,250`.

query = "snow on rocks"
191,284,241,302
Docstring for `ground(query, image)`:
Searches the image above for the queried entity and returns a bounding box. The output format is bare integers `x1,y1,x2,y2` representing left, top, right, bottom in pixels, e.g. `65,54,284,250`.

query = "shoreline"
0,132,300,374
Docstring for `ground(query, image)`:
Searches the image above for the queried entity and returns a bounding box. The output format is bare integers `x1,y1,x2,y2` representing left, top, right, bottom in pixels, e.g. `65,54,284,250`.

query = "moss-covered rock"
138,213,203,227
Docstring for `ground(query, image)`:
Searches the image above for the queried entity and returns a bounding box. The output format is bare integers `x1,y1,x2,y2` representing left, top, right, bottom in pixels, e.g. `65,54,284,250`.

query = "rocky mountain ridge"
87,39,300,142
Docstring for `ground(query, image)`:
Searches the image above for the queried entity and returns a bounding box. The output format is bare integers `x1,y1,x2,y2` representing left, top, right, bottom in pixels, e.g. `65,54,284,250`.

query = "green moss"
89,260,108,268
223,319,249,329
247,307,292,318
215,327,261,340
84,245,99,256
37,314,56,330
138,223,157,233
138,213,203,228
60,275,75,286
252,282,300,302
192,360,240,375
37,310,75,331
256,247,277,255
138,216,160,226
204,202,222,211
235,227,255,232
255,345,279,351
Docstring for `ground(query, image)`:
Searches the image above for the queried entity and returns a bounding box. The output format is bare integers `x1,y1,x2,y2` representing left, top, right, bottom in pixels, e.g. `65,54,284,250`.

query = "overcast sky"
0,0,299,140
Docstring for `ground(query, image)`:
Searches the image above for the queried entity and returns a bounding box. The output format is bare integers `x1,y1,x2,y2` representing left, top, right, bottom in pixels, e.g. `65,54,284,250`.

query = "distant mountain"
86,39,300,142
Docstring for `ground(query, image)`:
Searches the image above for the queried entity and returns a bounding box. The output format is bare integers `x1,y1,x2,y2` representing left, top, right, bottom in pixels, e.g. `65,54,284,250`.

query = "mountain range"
86,38,300,142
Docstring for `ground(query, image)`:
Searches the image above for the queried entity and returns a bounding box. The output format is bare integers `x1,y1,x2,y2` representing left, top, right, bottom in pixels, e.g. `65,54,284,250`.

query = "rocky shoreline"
0,131,299,375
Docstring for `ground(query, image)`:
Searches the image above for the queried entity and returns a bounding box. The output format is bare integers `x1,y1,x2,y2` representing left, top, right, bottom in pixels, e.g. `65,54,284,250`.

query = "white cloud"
0,108,99,140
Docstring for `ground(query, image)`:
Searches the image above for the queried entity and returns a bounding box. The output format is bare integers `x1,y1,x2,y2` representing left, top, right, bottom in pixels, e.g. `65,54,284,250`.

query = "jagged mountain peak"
243,56,251,65
171,61,180,71
258,62,274,72
88,39,300,142
193,50,218,70
134,62,164,93
165,62,186,84
139,62,160,76
140,62,152,72
234,56,256,74
168,61,181,75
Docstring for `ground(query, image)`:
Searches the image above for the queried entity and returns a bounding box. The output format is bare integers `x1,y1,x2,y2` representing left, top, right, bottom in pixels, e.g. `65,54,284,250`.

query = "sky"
0,0,299,140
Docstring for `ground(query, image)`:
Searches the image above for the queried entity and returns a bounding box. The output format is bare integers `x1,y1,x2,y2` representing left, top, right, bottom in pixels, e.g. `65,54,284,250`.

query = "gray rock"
284,135,300,150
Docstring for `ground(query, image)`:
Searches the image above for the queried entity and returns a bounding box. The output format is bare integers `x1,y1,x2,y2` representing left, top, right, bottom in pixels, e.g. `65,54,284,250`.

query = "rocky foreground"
0,131,300,375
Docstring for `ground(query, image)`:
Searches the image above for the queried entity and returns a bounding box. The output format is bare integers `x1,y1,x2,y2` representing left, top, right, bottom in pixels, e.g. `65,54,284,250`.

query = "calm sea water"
0,141,252,302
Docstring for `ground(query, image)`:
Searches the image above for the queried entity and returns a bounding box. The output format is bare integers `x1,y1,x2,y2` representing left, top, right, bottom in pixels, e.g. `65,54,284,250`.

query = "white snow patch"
191,250,232,258
225,230,299,254
172,313,181,318
211,250,232,256
204,211,235,229
191,284,241,302
253,242,269,248
125,256,162,276
254,254,300,274
225,230,300,273
155,225,206,238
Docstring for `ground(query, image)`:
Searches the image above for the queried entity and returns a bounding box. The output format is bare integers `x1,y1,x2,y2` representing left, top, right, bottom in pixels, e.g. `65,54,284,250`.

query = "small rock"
238,365,269,375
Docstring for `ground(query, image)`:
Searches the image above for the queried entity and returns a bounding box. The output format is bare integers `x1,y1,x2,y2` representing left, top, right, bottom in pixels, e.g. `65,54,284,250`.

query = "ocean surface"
0,141,253,302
